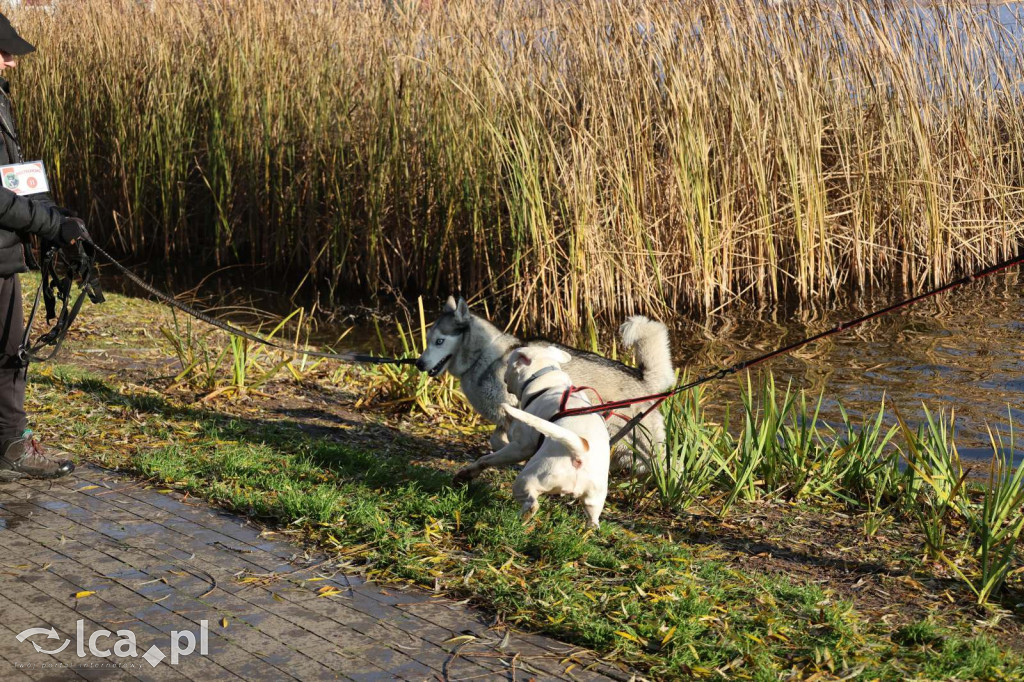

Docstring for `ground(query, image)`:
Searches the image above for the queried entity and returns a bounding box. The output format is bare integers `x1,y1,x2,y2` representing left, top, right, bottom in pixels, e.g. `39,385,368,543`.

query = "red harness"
557,386,631,424
516,382,632,451
528,386,629,457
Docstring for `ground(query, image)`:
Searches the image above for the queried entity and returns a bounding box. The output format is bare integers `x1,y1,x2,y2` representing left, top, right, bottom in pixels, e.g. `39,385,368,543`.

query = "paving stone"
0,624,49,681
0,592,140,682
2,465,630,681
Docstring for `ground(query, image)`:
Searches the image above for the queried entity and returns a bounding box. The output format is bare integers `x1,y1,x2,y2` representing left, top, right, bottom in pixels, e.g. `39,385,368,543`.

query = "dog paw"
453,466,478,484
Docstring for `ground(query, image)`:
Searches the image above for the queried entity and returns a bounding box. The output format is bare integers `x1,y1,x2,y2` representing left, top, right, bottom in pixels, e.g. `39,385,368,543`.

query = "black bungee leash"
20,238,416,367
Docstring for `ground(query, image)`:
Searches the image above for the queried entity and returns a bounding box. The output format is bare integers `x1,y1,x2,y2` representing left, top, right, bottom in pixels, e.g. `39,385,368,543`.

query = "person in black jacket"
0,13,85,481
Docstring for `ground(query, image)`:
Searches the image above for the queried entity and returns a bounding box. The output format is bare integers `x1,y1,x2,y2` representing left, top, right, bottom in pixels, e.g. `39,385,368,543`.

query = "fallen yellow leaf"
443,635,477,645
614,630,647,646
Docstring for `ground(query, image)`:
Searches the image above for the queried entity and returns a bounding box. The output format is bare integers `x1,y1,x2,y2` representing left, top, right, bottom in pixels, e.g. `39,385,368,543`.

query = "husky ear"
454,297,470,324
443,296,457,313
553,348,572,365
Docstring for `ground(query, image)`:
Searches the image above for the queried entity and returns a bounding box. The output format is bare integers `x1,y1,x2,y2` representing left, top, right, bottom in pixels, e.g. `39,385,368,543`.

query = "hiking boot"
0,431,75,481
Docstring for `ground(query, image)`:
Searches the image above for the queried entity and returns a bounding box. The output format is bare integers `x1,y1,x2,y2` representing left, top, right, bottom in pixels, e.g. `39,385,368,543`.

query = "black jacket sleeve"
0,186,62,241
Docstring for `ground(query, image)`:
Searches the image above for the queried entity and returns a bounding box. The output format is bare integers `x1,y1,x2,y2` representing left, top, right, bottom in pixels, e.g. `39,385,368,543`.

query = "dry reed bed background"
12,0,1024,332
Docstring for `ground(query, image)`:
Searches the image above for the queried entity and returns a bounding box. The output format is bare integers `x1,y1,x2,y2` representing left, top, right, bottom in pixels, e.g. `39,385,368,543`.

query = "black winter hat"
0,13,35,56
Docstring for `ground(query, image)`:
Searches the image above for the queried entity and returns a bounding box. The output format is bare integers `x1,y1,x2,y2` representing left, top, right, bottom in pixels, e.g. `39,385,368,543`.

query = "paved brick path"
0,465,634,682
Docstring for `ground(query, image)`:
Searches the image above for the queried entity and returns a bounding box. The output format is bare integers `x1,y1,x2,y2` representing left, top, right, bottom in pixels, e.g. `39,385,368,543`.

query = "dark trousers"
0,273,26,441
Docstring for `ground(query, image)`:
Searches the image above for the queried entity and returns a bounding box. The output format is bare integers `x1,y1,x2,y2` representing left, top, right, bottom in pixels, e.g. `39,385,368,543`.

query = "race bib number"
1,160,50,196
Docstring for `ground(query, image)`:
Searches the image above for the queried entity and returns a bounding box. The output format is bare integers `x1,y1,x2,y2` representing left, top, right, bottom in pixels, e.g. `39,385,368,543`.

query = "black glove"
57,217,87,247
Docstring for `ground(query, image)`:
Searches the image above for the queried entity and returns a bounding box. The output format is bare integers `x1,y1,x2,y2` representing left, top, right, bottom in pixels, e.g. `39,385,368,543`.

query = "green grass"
25,361,1024,680
126,422,988,680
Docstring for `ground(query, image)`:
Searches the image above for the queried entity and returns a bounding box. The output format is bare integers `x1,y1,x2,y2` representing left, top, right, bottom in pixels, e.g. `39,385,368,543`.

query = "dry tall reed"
11,0,1024,331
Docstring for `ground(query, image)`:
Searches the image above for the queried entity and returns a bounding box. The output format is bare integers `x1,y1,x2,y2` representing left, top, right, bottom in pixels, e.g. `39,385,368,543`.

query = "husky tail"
502,405,587,466
619,316,675,391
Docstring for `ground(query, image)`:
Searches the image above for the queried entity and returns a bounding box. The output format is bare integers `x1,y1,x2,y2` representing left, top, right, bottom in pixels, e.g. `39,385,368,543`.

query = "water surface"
669,268,1024,462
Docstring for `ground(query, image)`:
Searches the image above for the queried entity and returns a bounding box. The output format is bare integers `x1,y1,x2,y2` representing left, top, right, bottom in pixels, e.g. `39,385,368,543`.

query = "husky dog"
455,346,611,528
416,296,675,471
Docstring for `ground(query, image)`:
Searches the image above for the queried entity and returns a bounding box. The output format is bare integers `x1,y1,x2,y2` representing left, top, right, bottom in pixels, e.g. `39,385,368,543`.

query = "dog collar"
519,365,559,396
517,365,560,410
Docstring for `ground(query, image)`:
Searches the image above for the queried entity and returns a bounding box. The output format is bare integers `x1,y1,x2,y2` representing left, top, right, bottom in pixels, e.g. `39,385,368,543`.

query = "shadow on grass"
623,510,1024,616
34,368,489,499
36,370,1024,616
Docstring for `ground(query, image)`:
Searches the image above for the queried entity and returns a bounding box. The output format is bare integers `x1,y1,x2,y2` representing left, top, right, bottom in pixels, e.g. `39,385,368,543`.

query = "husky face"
416,296,471,377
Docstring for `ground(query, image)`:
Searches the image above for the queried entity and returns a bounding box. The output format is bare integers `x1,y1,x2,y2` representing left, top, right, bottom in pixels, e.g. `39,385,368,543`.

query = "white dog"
455,345,611,528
